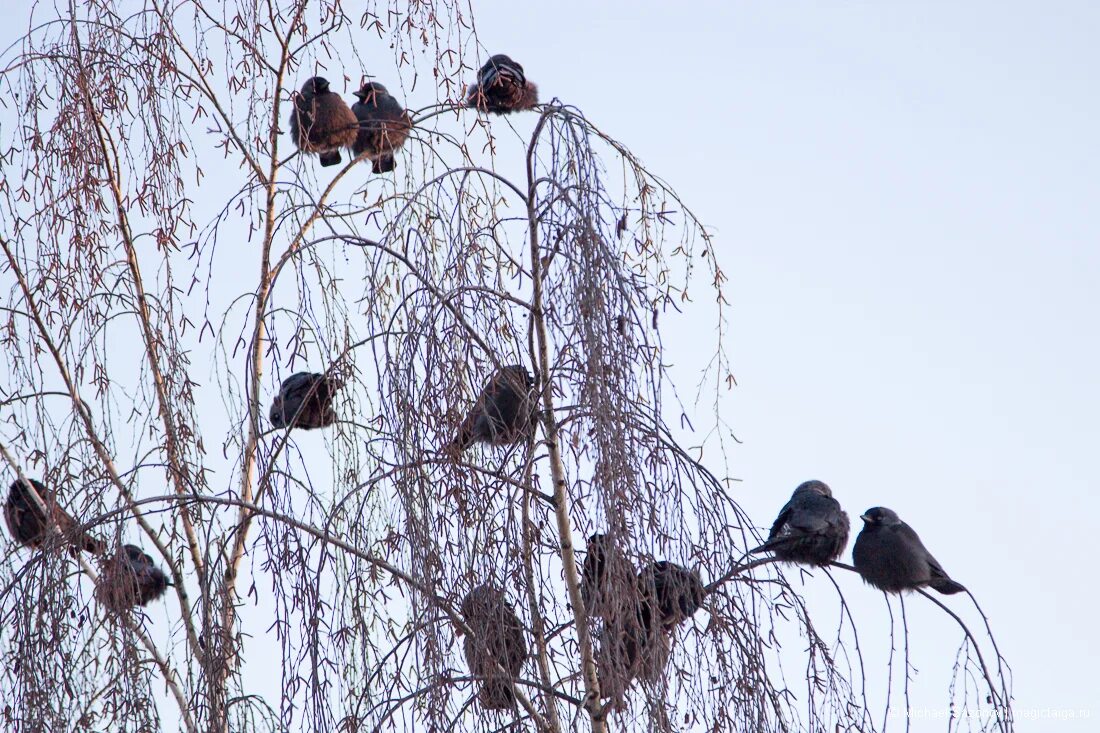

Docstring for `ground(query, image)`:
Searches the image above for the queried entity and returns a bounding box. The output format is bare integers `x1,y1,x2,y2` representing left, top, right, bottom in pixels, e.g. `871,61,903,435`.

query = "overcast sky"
3,1,1097,730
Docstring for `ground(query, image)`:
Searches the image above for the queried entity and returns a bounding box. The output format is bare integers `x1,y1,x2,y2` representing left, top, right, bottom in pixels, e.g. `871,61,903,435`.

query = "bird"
750,480,850,566
288,77,358,167
596,592,671,705
269,372,342,430
852,507,965,595
4,478,105,555
465,54,538,115
96,544,172,613
579,540,688,704
448,365,537,454
581,533,639,621
350,82,412,174
460,584,528,710
637,560,705,630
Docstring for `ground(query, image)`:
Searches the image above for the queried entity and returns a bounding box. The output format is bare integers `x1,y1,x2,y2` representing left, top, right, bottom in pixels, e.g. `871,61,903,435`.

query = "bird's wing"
480,58,525,89
893,522,930,554
924,549,952,581
785,504,830,535
766,501,795,540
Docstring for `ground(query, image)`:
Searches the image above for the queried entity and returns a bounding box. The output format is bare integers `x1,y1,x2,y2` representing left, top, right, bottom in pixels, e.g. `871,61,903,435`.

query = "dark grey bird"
288,77,358,167
465,54,539,115
852,507,965,595
637,560,705,630
750,480,850,566
461,585,528,710
448,365,537,454
581,533,639,621
350,82,412,174
596,593,670,706
269,372,342,430
96,544,172,612
4,478,105,555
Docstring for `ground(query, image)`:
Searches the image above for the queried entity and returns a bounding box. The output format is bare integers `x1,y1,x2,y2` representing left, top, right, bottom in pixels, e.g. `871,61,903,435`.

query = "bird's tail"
930,578,966,595
372,154,396,174
482,58,525,89
319,150,343,167
446,414,478,457
747,539,776,556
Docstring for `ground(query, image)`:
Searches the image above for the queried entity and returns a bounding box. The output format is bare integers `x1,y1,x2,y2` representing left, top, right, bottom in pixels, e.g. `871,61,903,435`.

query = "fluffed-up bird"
269,372,342,430
750,480,850,566
582,533,640,621
288,77,358,167
350,82,412,174
460,584,529,710
465,54,538,115
448,365,537,454
637,560,705,630
596,594,670,706
852,507,965,595
4,478,105,555
96,544,172,613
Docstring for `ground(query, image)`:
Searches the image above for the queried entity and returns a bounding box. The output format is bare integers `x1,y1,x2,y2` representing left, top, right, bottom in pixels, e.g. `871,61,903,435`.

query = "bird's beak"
860,514,872,523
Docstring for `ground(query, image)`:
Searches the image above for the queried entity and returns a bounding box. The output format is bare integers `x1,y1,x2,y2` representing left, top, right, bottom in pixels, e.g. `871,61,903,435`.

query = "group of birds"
2,51,970,711
263,365,968,709
267,364,536,453
3,478,171,614
271,364,685,706
3,373,966,706
458,547,705,711
751,480,965,596
288,54,538,171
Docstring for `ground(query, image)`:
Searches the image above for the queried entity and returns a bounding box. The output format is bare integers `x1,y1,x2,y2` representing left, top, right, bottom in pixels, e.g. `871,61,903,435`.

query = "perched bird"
750,480,850,566
461,585,528,710
448,365,537,454
465,54,538,115
350,82,412,174
96,544,172,613
852,507,965,595
581,533,639,621
288,77,358,167
269,372,342,430
4,478,105,555
596,595,670,705
637,561,705,630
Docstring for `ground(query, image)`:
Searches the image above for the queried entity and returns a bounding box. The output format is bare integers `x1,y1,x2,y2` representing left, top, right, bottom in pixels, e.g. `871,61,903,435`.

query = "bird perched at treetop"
269,372,342,430
637,560,705,630
750,480,850,566
350,82,412,174
288,76,358,167
96,544,172,612
460,584,529,710
447,365,537,454
465,54,538,115
4,477,105,555
582,533,640,622
596,591,670,707
852,506,965,595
